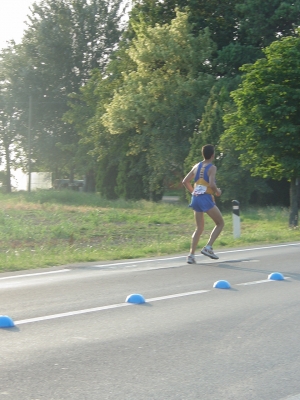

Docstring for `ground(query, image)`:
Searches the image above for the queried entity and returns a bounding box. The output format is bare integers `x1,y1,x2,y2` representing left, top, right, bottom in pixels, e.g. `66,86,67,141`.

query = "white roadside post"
232,200,240,239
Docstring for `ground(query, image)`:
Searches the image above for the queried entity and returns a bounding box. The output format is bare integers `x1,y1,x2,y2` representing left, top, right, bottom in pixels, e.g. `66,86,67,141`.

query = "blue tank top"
194,162,212,183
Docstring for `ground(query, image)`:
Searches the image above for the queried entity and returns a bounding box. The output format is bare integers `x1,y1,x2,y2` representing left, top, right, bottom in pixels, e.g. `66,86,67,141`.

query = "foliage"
129,0,300,76
184,78,269,206
0,44,29,192
222,34,300,224
102,11,216,196
183,0,300,203
223,35,300,180
2,0,300,204
235,0,300,48
128,0,238,48
10,0,125,180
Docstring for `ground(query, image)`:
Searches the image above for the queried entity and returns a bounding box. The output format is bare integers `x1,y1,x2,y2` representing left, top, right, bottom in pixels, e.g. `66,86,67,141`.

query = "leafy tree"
222,34,300,226
128,0,238,48
64,67,141,199
0,44,29,192
182,0,300,206
129,0,300,76
0,94,19,193
18,0,126,183
66,0,299,199
235,0,300,48
185,78,271,206
102,11,216,198
183,84,225,201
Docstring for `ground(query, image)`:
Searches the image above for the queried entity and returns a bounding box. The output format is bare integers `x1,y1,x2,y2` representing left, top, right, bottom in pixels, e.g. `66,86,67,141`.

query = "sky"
0,0,36,50
0,0,130,50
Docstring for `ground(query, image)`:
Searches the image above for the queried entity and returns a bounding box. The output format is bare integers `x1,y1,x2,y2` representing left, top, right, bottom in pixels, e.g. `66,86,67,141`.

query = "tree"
0,95,19,193
235,0,300,48
128,0,238,48
146,0,300,206
222,34,300,226
185,78,272,206
102,11,216,198
63,67,143,199
18,0,126,183
128,0,300,76
0,44,29,192
61,0,300,198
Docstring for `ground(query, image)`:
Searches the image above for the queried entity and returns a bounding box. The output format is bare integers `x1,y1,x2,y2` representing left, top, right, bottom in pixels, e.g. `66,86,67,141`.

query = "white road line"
237,277,290,286
237,279,273,285
13,275,292,326
147,290,210,302
94,256,189,268
2,243,299,279
218,243,300,254
281,395,300,400
92,243,300,268
14,290,210,325
15,303,130,325
0,269,71,280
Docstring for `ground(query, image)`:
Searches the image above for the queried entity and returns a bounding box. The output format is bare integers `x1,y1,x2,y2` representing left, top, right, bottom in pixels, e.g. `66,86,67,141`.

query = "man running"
182,144,224,263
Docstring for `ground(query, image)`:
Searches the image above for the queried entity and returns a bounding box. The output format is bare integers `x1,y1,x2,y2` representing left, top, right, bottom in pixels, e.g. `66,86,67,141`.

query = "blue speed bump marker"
268,272,284,281
0,315,15,328
125,294,146,304
213,280,231,289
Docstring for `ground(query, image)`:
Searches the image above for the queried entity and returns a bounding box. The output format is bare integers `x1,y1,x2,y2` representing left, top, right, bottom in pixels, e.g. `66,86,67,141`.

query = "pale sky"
0,0,37,50
0,0,129,50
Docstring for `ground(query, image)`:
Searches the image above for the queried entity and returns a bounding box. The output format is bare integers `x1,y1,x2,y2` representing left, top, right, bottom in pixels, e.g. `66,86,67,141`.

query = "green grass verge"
0,190,298,272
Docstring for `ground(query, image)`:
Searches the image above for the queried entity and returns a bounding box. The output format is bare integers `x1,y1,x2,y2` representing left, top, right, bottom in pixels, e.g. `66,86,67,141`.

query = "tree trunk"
289,177,299,227
84,169,96,192
4,142,12,193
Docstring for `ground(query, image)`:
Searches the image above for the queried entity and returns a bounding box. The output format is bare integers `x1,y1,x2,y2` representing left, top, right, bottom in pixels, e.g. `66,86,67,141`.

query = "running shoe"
201,246,219,260
187,254,196,264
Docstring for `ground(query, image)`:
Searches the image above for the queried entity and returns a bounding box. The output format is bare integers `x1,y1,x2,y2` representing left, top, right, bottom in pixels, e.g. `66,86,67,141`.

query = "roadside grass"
0,190,298,272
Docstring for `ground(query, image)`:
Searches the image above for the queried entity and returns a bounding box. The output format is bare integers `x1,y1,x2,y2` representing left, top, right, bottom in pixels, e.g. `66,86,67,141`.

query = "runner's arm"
182,168,196,194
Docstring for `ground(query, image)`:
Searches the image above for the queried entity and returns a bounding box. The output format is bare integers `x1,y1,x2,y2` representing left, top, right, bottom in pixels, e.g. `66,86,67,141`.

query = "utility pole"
28,95,32,192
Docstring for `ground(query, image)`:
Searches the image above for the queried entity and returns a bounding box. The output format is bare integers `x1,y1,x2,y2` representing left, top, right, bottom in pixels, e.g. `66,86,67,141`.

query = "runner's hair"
202,144,214,160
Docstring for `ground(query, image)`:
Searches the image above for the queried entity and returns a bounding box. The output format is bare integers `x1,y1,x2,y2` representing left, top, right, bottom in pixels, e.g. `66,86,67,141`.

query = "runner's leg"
190,211,204,254
205,206,224,247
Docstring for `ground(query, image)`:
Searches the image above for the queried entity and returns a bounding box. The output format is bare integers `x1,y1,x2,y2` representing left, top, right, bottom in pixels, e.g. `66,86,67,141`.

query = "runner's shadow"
212,260,300,281
213,259,279,275
281,273,300,281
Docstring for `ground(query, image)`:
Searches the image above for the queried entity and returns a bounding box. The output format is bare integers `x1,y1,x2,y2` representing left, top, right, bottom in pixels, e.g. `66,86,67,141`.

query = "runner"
182,144,224,263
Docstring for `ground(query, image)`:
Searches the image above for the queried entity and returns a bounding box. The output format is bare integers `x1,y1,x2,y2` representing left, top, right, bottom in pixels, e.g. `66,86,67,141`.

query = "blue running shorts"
189,194,215,212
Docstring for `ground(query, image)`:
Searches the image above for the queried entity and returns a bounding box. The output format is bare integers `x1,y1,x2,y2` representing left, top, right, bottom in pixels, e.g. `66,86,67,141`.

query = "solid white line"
147,290,210,302
237,277,290,286
92,243,300,268
14,290,210,325
0,269,71,280
94,256,188,267
13,274,293,326
15,303,130,325
237,279,272,286
2,243,299,280
218,243,300,255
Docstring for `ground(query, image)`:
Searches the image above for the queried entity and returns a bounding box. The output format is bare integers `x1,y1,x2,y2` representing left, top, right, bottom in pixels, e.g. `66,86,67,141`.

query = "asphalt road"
0,243,300,400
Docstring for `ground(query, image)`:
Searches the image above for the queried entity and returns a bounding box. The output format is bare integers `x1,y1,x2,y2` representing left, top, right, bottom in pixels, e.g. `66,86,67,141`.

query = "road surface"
0,243,299,399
